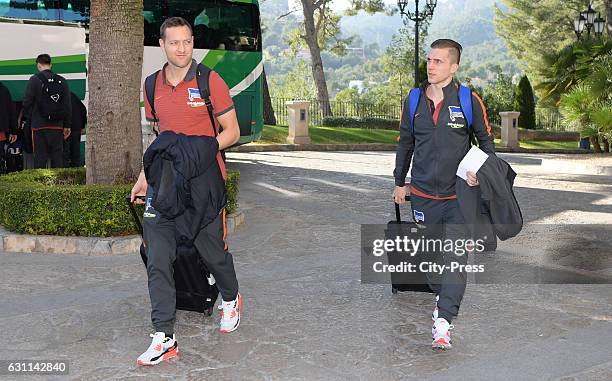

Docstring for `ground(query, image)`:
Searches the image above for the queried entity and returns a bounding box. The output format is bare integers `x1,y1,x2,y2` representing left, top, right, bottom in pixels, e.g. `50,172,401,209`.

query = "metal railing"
271,98,402,125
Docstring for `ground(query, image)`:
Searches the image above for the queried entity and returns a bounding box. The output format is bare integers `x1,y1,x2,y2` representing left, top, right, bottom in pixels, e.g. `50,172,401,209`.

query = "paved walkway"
0,152,611,380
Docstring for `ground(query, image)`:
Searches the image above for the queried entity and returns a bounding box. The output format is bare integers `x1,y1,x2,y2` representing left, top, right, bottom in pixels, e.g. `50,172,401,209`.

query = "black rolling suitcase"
387,196,435,294
127,196,218,315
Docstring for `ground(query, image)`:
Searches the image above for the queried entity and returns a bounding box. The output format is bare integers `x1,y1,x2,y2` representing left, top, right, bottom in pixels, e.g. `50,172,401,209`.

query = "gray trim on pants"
142,188,239,334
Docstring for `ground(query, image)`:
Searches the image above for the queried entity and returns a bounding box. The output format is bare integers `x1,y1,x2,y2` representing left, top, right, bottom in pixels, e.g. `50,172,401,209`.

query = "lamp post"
397,0,437,87
574,2,606,39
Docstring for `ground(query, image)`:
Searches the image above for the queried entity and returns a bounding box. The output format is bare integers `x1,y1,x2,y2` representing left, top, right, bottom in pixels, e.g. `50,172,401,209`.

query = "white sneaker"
136,332,178,366
219,293,242,333
432,295,439,321
432,318,453,350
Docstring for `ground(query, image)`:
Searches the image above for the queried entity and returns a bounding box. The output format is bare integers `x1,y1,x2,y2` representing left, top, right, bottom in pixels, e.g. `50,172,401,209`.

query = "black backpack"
35,72,66,122
145,63,225,161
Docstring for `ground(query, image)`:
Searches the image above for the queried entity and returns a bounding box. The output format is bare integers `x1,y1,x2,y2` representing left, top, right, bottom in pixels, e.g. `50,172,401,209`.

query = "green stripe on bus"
2,79,85,101
0,54,86,75
203,51,261,88
0,54,85,66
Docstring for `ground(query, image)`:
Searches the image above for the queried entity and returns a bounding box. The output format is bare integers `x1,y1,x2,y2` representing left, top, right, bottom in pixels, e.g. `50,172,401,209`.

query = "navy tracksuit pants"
410,195,469,324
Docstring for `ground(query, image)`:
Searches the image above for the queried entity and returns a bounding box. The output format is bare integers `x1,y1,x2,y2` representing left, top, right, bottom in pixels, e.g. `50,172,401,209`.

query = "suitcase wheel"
204,306,214,316
391,286,398,294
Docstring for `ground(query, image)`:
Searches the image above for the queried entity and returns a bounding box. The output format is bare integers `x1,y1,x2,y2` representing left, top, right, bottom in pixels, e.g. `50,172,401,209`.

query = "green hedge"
0,168,240,237
321,117,400,130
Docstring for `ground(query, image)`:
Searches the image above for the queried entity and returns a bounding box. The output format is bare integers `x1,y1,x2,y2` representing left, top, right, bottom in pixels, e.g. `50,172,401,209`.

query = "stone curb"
229,143,592,155
0,211,245,255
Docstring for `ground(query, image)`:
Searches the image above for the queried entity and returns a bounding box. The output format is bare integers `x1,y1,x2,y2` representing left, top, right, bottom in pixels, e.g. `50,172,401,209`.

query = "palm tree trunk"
87,0,144,184
602,137,610,153
590,135,602,153
606,0,612,38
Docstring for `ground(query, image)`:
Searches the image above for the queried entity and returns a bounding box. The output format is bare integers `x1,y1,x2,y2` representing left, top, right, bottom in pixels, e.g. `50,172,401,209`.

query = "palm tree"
559,85,605,153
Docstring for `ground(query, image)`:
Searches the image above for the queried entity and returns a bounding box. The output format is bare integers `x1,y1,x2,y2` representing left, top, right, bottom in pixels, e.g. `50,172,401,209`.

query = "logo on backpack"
36,72,66,122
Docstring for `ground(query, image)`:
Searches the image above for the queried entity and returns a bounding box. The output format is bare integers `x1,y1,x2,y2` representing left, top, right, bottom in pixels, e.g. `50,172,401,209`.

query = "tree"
514,75,536,129
269,60,317,99
87,0,143,184
262,68,277,125
283,0,389,117
537,39,612,107
494,0,607,97
259,10,277,125
559,54,612,153
606,0,612,38
559,84,604,152
481,71,516,125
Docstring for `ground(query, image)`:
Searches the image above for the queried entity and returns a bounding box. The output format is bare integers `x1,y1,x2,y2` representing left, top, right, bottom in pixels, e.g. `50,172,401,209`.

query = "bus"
0,0,264,145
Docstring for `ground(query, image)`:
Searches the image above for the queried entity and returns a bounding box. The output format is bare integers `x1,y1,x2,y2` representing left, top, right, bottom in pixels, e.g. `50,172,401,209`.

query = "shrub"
321,117,399,130
514,75,537,130
0,168,240,237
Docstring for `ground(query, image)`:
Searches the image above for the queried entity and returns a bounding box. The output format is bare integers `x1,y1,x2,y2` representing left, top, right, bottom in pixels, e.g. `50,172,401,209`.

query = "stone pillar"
499,111,520,149
286,101,311,144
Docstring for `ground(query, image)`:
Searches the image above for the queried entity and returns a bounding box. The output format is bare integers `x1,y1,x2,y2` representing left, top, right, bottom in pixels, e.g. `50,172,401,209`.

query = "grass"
257,125,581,150
257,125,399,144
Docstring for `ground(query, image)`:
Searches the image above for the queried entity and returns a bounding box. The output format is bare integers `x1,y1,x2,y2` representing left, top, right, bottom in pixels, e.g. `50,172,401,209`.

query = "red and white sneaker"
432,295,439,321
432,318,453,350
136,332,178,366
219,293,242,333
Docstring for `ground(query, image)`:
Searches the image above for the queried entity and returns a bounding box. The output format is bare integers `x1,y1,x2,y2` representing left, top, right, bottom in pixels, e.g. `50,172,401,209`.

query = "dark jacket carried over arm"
457,154,523,242
143,131,226,247
0,82,17,135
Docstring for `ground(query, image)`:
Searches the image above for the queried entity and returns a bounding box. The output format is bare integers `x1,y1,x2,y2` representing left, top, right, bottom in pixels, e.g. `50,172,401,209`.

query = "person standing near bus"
22,54,72,168
130,17,242,366
63,91,87,167
0,80,18,171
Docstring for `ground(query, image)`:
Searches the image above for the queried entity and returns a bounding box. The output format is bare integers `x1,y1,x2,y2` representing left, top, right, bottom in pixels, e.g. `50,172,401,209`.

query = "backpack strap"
458,84,473,132
195,63,217,136
458,84,477,146
408,87,421,137
196,63,227,163
144,70,160,134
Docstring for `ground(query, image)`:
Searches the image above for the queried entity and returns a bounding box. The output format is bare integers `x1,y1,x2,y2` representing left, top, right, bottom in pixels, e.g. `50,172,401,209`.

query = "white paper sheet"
456,145,489,181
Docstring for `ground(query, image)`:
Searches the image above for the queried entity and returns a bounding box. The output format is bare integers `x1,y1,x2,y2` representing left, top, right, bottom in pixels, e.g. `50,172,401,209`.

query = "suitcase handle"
394,195,411,223
126,195,146,238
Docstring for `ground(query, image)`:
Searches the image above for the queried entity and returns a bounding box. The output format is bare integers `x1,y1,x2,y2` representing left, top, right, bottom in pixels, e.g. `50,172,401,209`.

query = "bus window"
1,0,61,21
142,0,261,52
58,0,89,24
183,0,261,52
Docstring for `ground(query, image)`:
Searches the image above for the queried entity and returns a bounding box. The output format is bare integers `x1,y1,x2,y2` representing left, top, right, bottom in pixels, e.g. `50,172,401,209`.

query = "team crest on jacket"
448,106,464,122
187,88,205,107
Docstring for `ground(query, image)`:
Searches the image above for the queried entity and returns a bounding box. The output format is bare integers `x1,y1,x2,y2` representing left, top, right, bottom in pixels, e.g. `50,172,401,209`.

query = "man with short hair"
22,54,72,168
130,16,242,366
393,38,495,350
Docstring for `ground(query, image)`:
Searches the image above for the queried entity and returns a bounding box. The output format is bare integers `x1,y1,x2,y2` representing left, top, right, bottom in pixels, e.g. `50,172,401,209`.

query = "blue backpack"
407,84,473,136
